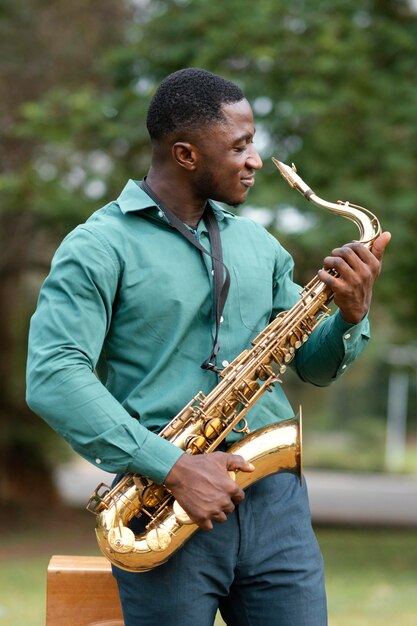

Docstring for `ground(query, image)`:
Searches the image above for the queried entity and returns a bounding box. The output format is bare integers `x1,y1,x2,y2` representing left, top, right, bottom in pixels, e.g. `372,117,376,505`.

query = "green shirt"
26,180,370,484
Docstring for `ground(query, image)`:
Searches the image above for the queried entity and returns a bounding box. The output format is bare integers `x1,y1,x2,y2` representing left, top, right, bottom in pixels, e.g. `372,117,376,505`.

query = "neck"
145,170,206,228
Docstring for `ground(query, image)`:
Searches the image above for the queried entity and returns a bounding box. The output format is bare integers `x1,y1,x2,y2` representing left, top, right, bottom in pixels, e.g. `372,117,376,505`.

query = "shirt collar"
117,179,235,222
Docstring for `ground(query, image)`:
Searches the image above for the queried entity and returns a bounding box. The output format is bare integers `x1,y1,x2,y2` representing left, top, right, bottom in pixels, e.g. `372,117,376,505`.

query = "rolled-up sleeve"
26,226,183,484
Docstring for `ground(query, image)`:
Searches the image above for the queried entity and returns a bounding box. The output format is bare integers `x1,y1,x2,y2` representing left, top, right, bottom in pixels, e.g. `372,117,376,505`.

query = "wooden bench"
46,555,124,626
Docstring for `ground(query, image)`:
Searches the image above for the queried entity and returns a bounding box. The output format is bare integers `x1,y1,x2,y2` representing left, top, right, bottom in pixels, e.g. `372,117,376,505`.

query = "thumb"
225,453,255,473
371,231,391,261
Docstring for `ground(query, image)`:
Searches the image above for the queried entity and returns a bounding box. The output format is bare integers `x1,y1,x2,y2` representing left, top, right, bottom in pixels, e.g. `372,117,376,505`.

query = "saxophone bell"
92,414,302,572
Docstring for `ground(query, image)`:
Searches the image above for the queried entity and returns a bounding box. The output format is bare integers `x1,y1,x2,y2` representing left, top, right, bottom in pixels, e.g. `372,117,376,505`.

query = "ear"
172,142,199,171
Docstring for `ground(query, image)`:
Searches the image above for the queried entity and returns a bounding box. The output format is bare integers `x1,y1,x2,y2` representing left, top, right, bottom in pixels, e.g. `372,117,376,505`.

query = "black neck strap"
140,179,230,372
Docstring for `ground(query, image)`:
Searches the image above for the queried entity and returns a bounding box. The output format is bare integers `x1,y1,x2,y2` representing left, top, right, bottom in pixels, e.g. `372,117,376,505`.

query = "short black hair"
146,68,245,140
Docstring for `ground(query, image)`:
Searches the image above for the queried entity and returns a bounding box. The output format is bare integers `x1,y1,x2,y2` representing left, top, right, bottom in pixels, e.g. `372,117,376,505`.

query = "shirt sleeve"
271,236,370,386
26,226,183,484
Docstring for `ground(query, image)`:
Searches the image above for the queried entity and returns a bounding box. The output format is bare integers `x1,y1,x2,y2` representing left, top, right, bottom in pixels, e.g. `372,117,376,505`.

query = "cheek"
225,161,244,181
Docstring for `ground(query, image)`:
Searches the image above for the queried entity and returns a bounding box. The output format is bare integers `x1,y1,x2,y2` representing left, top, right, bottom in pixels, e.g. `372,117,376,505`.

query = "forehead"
221,98,254,124
218,98,255,137
186,98,255,151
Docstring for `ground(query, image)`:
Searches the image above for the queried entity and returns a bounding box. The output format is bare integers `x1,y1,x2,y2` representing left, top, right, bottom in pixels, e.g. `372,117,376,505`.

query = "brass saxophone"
87,160,381,572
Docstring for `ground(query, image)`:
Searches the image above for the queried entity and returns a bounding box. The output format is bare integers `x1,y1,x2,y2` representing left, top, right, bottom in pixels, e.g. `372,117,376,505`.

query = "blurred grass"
1,509,416,626
320,528,417,626
0,507,97,626
1,557,59,626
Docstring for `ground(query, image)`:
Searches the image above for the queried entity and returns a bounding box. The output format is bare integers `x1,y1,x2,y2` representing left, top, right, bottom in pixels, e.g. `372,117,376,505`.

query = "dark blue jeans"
112,472,327,626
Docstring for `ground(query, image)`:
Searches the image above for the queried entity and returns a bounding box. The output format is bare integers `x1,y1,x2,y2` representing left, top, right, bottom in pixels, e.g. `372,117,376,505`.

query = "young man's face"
193,98,263,207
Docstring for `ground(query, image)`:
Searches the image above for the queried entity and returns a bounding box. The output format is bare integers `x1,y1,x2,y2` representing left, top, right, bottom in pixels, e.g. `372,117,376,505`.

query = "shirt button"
220,316,224,323
95,458,102,465
344,333,351,340
222,360,229,367
211,269,215,275
158,210,164,218
341,364,347,370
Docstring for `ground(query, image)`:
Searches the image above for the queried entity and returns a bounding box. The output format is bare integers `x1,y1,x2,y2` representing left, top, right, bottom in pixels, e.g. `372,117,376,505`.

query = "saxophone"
87,160,381,572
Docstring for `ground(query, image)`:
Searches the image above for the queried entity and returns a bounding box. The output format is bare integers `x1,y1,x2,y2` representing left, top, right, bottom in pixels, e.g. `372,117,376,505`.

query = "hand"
164,451,254,531
317,231,391,324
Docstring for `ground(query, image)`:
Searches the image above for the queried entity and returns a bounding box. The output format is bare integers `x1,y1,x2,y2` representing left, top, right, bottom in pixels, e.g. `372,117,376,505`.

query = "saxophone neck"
272,158,382,248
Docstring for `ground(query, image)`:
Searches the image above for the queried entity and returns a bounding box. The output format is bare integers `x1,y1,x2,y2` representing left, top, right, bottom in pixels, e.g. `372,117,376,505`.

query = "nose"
246,144,263,170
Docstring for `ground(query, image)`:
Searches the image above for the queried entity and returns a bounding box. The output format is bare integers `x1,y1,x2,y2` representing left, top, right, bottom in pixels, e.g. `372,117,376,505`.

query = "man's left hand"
318,231,391,324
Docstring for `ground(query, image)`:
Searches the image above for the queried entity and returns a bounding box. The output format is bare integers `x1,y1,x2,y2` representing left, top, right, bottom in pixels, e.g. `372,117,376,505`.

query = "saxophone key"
141,484,166,507
146,526,172,552
108,526,135,553
173,500,194,525
232,418,250,434
239,379,260,399
220,398,239,416
204,417,224,440
265,379,277,392
186,434,208,454
256,362,274,381
232,389,250,405
86,482,111,514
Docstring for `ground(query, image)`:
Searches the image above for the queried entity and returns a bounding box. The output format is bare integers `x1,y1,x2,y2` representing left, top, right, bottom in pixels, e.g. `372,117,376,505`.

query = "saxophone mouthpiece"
271,158,296,187
272,158,314,199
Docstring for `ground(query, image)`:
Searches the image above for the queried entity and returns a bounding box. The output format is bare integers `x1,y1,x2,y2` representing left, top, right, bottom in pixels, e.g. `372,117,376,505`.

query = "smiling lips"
241,176,255,188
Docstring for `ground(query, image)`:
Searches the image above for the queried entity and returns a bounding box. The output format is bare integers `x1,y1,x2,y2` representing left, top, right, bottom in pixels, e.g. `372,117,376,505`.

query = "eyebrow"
233,130,256,144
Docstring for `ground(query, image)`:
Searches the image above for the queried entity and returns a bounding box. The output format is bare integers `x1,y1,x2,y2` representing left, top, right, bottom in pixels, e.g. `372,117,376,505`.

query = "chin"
222,191,248,208
210,186,248,208
225,200,243,208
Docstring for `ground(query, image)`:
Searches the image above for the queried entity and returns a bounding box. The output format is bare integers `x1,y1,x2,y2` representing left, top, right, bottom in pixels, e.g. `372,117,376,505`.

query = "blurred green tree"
15,0,417,326
1,0,417,501
0,0,131,504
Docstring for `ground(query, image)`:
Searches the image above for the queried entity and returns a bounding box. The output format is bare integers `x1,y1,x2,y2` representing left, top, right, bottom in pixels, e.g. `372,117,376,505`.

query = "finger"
229,482,246,504
225,453,255,473
212,511,228,524
324,244,375,273
223,502,235,515
370,231,391,262
198,519,214,532
320,255,359,285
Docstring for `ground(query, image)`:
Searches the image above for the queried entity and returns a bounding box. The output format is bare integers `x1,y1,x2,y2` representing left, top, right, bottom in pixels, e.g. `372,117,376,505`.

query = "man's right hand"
164,452,255,530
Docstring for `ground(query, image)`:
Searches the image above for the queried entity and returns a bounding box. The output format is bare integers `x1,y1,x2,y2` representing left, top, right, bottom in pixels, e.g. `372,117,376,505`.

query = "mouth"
241,176,255,188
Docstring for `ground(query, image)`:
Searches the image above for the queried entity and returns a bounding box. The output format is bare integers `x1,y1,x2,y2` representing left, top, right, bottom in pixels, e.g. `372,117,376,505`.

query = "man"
26,68,390,625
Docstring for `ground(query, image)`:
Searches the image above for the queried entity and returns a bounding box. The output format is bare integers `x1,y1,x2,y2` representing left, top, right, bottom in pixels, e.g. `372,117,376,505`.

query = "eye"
233,137,255,153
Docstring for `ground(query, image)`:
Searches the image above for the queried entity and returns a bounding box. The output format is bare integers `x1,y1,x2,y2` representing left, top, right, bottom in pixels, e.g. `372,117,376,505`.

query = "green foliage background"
1,0,417,499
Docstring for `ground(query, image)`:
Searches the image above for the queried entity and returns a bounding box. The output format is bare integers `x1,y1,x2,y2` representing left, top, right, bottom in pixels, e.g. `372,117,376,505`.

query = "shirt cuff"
85,426,185,485
130,430,185,484
331,310,370,378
